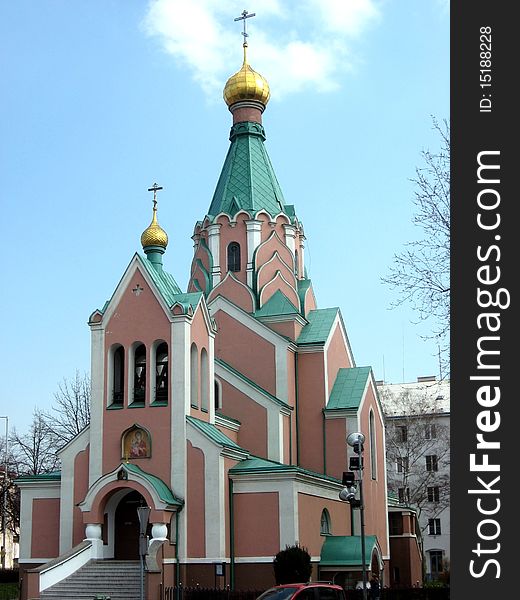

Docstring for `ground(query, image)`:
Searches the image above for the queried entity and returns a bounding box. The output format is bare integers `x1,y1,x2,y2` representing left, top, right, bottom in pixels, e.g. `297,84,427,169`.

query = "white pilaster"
171,317,190,560
207,224,222,286
283,224,296,254
89,325,105,485
298,235,306,278
245,220,263,288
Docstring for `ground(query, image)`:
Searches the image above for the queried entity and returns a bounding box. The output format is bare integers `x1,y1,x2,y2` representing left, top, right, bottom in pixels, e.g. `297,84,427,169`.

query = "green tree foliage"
273,544,312,585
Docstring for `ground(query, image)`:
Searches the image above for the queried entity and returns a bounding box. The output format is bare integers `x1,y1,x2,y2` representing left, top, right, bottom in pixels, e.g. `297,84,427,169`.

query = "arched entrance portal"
114,489,146,559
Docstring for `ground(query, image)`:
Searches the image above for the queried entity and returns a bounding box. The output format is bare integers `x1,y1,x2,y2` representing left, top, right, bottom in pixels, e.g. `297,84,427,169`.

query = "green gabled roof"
170,291,203,313
16,471,61,483
208,122,287,219
186,416,246,451
230,455,341,483
255,290,299,318
297,307,338,345
123,463,183,506
140,256,182,303
320,535,378,567
216,358,291,410
326,367,372,411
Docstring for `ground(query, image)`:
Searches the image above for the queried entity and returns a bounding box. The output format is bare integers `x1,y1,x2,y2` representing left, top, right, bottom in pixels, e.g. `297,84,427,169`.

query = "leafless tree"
380,385,450,532
10,409,60,476
43,371,91,444
382,118,450,376
0,438,19,537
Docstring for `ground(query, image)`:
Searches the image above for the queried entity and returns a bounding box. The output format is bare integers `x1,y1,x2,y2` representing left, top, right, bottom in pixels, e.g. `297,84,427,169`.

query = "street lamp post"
339,432,368,600
0,416,8,571
137,505,151,600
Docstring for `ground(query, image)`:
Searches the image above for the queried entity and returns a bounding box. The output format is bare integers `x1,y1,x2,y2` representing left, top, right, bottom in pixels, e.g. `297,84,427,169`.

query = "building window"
389,513,403,536
227,242,241,272
425,424,437,439
396,457,409,473
397,425,408,443
320,509,331,535
398,487,410,504
155,342,168,403
427,486,440,503
201,348,209,412
426,454,439,471
428,518,442,535
214,379,221,411
393,567,401,585
190,343,198,408
294,249,299,276
369,410,377,480
430,550,444,576
112,345,125,405
133,344,146,403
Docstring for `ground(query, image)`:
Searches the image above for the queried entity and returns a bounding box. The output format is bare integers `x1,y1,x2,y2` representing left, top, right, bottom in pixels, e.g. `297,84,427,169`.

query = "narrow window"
113,346,125,405
214,380,221,411
430,550,444,576
397,425,408,443
294,249,299,276
428,518,441,535
427,486,440,502
369,410,377,479
201,348,209,411
320,509,331,535
396,457,409,473
426,454,438,472
190,343,198,408
133,344,146,403
389,513,403,536
155,342,168,403
425,423,437,439
398,487,410,503
227,242,241,272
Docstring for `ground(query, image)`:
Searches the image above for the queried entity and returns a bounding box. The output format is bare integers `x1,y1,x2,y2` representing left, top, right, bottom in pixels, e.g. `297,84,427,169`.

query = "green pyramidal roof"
208,121,287,219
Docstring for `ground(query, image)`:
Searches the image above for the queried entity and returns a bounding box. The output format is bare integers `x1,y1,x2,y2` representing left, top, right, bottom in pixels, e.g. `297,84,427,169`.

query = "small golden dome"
141,205,168,249
223,43,270,107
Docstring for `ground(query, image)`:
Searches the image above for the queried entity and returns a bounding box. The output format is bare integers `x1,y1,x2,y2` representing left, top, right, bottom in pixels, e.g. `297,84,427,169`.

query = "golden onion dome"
141,205,168,249
223,43,270,107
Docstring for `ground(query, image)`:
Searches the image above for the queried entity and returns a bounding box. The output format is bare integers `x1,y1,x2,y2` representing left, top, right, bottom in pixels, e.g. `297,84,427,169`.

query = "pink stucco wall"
234,492,280,556
357,384,389,558
187,442,206,557
207,276,254,313
214,310,276,395
31,498,60,558
296,351,326,473
324,418,347,479
326,323,352,396
220,380,268,457
298,493,350,556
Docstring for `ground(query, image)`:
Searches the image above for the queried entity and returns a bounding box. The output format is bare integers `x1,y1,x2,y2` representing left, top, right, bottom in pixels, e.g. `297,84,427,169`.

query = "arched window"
112,345,125,405
320,509,331,535
133,344,146,403
155,342,168,403
214,379,221,411
369,410,377,480
227,242,241,272
201,348,209,412
190,343,198,408
294,249,299,276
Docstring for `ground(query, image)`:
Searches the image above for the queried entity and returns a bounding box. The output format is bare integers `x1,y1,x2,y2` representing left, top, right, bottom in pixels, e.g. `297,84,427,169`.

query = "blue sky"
0,0,449,434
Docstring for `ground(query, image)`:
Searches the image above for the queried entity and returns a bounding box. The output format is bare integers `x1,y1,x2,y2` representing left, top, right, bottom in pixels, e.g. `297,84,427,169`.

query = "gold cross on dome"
234,9,256,43
147,182,163,209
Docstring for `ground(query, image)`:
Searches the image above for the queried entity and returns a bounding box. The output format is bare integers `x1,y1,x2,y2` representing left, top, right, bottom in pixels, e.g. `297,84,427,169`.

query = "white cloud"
143,0,380,101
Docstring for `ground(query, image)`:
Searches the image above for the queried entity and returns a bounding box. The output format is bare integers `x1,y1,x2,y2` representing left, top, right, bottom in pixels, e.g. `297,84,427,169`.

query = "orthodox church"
17,33,390,600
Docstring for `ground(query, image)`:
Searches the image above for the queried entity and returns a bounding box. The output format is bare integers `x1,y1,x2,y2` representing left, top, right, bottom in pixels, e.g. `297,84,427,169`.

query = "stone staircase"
40,559,141,600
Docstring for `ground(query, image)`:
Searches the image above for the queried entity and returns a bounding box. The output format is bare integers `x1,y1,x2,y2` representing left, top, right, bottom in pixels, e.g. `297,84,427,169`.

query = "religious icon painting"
122,424,151,460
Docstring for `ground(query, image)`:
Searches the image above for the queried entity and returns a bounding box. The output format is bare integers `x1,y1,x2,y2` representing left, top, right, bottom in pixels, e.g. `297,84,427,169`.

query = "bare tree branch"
382,117,450,376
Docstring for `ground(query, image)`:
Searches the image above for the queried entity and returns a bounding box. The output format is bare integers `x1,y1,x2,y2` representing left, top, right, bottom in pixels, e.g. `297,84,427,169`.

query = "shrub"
273,544,312,585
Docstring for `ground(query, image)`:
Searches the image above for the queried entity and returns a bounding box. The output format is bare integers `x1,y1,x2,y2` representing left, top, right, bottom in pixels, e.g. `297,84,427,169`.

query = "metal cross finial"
234,9,256,43
147,182,163,209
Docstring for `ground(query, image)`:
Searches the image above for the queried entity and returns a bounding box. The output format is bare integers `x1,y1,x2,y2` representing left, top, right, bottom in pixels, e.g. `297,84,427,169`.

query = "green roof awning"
123,463,184,506
326,367,372,411
320,535,378,567
187,416,247,451
297,308,338,345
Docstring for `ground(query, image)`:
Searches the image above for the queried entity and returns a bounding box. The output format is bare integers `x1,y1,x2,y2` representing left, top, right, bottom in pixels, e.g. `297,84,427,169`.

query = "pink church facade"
17,42,391,600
